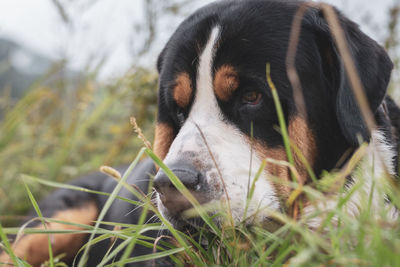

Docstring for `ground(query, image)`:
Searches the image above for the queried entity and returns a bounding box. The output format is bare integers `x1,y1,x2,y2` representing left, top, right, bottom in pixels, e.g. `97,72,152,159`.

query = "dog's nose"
153,163,204,216
153,164,202,193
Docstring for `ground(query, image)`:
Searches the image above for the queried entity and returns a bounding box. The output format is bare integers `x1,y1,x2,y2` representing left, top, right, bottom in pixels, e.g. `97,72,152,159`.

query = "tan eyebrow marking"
153,123,175,160
213,64,239,101
172,72,193,108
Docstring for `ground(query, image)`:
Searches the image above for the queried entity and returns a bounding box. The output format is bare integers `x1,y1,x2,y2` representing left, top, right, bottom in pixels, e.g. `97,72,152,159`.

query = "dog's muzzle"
153,162,210,220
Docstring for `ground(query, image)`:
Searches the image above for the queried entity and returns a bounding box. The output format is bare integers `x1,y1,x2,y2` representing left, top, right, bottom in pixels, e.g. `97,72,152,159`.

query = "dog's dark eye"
242,91,262,105
176,108,185,126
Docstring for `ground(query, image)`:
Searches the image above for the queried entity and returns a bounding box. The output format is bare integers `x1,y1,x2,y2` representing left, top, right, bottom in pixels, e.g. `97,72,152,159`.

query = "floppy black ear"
313,7,393,146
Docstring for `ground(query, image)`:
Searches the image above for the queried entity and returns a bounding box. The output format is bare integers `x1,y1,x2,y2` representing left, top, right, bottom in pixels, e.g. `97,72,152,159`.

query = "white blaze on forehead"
190,27,222,122
160,26,280,225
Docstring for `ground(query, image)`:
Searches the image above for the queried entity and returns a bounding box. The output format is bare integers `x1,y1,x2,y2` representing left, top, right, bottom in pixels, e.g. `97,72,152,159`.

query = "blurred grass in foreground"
0,65,158,222
2,128,400,266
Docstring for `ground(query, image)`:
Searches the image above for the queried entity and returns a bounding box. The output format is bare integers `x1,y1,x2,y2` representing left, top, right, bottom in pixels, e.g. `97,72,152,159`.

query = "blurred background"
0,0,399,224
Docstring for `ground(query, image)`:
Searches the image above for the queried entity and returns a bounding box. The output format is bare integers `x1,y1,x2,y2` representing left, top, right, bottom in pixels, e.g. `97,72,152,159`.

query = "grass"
0,66,158,221
2,142,400,266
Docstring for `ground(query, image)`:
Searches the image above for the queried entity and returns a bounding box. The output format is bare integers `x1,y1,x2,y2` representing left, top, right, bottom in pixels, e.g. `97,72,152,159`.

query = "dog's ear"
312,6,393,146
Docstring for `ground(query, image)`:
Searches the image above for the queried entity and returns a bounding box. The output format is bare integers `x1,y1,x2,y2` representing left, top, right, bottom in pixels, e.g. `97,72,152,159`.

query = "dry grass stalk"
320,3,376,133
285,2,312,121
100,166,122,179
130,116,152,149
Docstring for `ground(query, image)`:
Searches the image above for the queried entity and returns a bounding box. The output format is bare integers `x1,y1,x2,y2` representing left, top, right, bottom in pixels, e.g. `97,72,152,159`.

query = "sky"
0,0,398,79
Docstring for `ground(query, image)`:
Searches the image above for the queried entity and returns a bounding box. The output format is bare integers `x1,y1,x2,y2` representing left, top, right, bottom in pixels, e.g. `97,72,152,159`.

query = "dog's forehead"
157,1,302,101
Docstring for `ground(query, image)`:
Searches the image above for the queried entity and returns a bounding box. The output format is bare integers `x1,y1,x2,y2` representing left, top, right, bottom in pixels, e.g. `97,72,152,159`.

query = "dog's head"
152,0,393,229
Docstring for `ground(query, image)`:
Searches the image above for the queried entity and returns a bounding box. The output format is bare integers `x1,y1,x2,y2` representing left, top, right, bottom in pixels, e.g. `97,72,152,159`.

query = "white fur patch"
157,26,280,226
305,130,398,228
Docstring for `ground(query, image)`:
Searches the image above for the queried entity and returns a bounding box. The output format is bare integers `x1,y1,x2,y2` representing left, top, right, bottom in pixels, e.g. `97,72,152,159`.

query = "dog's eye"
242,91,262,105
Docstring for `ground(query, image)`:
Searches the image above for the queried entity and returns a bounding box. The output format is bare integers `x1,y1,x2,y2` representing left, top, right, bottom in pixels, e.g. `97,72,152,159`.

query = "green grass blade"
266,63,296,182
22,174,141,206
105,247,186,266
77,147,146,267
117,168,154,266
23,181,54,267
0,222,30,267
146,148,222,237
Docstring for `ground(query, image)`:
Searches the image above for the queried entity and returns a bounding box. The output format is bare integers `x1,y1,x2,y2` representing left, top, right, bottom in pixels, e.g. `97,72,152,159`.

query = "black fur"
157,0,394,176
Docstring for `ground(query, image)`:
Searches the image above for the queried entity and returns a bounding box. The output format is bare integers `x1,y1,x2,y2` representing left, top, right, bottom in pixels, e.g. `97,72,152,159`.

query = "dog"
1,0,399,266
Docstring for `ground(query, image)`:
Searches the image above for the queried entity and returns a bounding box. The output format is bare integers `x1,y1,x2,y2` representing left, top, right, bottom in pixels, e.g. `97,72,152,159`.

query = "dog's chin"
159,204,282,233
167,215,206,232
163,213,282,235
158,204,207,230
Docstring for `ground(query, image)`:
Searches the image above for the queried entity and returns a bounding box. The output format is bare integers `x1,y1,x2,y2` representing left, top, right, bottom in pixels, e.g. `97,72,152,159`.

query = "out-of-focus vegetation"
0,65,158,221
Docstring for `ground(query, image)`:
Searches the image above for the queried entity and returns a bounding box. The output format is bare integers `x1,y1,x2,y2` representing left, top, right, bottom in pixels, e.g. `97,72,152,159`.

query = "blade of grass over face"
77,147,146,267
146,148,230,264
122,184,202,263
320,3,397,186
90,168,204,265
320,4,376,134
288,137,318,183
22,181,54,267
116,169,154,267
286,3,311,121
87,147,204,266
146,148,221,236
271,124,318,184
266,63,296,183
243,159,266,224
247,121,254,204
192,122,235,231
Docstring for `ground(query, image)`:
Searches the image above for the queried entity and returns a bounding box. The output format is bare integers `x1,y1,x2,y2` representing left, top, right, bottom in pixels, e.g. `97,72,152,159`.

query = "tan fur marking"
153,123,175,160
251,141,291,198
0,202,98,267
251,116,317,200
173,73,192,108
213,65,239,101
288,116,317,184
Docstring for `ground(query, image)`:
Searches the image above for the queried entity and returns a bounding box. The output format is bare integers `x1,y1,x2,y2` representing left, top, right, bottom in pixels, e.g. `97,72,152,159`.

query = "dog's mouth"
161,210,207,231
155,186,215,229
152,159,282,230
153,161,221,229
156,192,283,233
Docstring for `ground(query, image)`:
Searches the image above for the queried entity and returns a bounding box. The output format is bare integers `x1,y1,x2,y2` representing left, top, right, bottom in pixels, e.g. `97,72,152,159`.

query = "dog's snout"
153,163,207,217
154,164,202,194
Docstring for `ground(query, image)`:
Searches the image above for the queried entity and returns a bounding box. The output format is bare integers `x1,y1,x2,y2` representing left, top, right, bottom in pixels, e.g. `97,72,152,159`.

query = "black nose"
153,163,205,217
153,163,202,194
